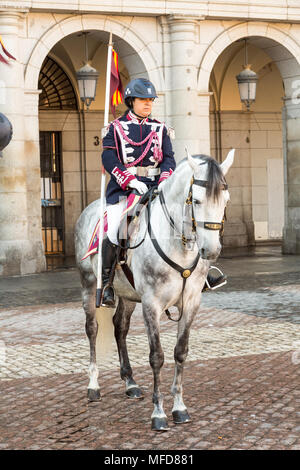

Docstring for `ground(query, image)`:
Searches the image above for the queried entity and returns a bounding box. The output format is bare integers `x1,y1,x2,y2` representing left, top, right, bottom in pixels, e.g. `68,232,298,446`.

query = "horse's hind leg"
171,312,196,424
80,270,100,401
113,298,143,399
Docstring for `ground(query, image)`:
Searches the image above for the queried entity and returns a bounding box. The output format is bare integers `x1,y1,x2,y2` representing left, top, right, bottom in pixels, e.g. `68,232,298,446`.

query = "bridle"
159,174,228,248
184,175,228,240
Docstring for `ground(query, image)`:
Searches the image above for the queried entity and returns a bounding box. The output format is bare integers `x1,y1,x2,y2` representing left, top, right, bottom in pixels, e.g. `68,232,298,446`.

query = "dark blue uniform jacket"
102,111,176,204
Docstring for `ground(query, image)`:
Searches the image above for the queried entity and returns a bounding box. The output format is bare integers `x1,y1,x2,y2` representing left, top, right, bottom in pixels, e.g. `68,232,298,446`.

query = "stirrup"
101,284,116,308
204,266,227,291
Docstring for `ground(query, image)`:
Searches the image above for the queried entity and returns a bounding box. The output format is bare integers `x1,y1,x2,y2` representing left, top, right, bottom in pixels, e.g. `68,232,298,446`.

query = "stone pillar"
24,89,46,271
282,98,300,254
0,10,46,275
167,15,210,160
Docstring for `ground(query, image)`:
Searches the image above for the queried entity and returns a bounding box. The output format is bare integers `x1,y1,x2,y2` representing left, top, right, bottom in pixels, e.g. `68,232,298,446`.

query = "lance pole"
96,31,113,308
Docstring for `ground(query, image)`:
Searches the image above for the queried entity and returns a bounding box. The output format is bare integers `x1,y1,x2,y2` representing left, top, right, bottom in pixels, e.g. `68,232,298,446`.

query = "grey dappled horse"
74,150,234,431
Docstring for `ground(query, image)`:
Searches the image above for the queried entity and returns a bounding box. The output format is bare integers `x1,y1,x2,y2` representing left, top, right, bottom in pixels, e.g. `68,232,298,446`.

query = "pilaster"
282,97,300,254
0,9,46,275
166,15,210,159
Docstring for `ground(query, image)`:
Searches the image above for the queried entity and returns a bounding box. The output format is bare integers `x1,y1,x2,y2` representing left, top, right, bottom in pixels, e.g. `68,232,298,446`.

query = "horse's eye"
193,200,202,205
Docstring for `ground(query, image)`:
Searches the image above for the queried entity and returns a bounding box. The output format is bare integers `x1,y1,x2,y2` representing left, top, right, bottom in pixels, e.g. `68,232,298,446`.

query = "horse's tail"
95,304,116,366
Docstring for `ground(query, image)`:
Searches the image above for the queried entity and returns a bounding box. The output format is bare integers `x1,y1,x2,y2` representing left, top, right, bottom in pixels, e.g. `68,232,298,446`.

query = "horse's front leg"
142,302,169,432
171,309,196,424
113,297,143,399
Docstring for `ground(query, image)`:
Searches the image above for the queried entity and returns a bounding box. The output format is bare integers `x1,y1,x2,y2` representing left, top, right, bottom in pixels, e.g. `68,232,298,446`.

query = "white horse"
74,150,234,431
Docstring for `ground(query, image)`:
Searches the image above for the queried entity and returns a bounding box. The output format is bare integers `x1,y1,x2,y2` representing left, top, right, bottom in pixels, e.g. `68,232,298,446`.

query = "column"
24,88,46,271
0,9,46,275
167,15,210,160
282,98,300,254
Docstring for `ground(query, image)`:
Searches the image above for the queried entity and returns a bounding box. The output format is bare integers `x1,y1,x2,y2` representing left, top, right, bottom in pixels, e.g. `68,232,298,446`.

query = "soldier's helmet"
0,113,13,157
124,78,158,108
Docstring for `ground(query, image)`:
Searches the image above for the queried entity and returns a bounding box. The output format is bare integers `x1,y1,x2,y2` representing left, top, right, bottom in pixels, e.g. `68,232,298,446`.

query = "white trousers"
106,199,127,245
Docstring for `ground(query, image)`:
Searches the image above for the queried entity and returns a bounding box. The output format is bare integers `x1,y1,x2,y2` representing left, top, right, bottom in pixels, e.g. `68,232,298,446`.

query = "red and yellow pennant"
0,35,16,64
111,49,123,107
110,48,124,116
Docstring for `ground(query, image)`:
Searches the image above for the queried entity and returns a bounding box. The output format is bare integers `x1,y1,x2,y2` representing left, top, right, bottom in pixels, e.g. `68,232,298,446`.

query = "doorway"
40,131,64,267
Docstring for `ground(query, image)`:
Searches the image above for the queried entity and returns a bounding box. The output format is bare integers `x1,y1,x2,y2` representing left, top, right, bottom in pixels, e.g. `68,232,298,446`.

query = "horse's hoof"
151,417,169,432
87,388,101,402
126,387,144,399
172,409,191,424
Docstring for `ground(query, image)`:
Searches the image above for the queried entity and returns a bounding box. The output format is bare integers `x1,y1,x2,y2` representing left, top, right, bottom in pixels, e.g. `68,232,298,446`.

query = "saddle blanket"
81,193,141,260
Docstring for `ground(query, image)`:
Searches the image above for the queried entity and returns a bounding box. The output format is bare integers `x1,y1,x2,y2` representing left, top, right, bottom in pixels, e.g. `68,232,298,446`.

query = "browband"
193,179,228,191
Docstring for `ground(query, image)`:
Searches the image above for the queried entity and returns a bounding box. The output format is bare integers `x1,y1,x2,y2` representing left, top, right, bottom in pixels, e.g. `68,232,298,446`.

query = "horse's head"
186,149,234,260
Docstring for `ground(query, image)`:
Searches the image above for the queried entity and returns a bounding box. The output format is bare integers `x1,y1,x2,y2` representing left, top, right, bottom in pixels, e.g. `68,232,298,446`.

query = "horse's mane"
165,154,226,202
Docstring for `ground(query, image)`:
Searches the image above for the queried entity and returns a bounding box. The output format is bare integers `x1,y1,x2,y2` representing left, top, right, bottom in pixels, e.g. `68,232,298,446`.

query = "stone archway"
25,14,164,96
198,22,300,94
198,22,300,254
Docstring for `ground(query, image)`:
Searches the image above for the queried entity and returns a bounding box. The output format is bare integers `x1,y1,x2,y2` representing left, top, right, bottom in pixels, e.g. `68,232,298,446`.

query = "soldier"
101,78,226,307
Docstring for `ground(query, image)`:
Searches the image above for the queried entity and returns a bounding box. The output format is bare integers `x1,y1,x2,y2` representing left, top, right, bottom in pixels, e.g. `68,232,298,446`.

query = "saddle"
82,188,158,288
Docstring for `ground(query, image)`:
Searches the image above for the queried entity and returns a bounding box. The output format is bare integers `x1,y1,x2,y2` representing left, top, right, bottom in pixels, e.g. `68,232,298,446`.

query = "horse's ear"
220,149,235,175
185,147,198,172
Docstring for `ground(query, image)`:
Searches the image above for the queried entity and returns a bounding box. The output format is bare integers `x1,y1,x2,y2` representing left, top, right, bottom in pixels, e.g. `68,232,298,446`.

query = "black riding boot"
101,238,118,307
202,268,227,292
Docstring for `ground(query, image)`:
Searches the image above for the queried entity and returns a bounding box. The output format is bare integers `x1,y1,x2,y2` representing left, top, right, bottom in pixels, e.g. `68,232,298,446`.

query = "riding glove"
127,179,148,195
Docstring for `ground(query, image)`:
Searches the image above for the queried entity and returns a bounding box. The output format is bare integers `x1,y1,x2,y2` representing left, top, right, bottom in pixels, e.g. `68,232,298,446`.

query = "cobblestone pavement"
0,246,299,451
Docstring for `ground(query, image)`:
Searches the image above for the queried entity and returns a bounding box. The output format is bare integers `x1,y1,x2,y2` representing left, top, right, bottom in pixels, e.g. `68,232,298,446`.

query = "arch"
198,22,300,94
38,56,78,110
24,14,164,93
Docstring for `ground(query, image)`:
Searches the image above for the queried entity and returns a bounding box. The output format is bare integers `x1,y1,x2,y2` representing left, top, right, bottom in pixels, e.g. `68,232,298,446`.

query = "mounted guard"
75,145,235,430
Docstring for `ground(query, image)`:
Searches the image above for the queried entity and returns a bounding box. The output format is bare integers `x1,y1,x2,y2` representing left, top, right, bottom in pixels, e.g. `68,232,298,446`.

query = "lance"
96,32,113,308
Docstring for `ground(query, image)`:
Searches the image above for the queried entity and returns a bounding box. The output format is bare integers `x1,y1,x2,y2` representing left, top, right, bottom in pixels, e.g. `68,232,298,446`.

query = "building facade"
1,0,300,276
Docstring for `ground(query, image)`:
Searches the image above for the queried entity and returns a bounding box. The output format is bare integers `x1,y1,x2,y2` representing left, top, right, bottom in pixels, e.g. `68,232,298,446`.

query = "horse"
74,149,234,431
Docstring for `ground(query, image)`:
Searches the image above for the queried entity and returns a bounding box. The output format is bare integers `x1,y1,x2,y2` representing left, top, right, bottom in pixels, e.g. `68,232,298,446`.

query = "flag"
110,48,124,117
0,35,16,65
